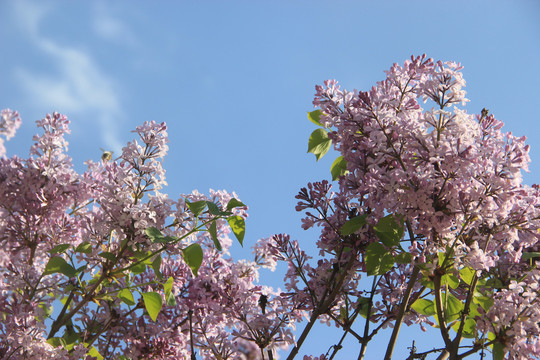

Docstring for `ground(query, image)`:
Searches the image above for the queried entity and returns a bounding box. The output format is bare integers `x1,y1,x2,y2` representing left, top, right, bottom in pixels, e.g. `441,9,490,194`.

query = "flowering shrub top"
1,54,539,360
282,55,539,359
0,112,298,359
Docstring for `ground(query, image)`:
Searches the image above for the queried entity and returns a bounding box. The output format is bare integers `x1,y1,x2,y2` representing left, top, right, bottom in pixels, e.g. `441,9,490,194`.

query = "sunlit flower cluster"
0,113,297,359
284,55,540,358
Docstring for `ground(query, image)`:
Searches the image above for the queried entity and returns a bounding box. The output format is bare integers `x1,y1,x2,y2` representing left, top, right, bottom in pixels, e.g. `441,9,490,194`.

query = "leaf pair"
340,214,405,276
203,215,246,251
44,257,85,278
118,277,176,323
186,198,246,218
142,277,178,322
307,110,349,180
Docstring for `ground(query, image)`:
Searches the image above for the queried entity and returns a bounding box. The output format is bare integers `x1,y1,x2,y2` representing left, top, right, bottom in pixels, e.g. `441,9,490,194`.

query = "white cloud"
11,0,125,153
11,0,49,35
92,3,138,47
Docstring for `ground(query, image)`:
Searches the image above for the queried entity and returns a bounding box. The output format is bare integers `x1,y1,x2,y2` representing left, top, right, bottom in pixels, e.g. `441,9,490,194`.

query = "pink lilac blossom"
280,55,540,358
0,111,297,359
476,269,540,359
302,355,327,360
0,109,22,158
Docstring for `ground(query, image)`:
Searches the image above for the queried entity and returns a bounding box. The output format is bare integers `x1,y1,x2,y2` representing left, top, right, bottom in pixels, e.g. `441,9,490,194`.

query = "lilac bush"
278,55,539,359
0,55,538,360
0,113,298,359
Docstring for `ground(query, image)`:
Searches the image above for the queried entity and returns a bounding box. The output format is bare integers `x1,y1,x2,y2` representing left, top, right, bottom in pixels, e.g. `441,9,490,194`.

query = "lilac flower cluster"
0,113,297,359
0,109,21,157
283,55,539,358
1,54,538,360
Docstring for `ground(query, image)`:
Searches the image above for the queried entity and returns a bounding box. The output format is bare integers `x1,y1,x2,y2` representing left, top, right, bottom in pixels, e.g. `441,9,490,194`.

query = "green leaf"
145,227,163,240
473,292,494,312
47,337,67,348
438,247,454,268
206,201,232,216
88,346,104,360
95,294,114,302
307,128,332,161
339,306,348,321
163,277,174,295
48,244,71,255
485,277,504,289
468,301,481,318
357,297,371,319
156,236,175,244
438,252,446,266
75,265,87,276
330,155,348,180
99,252,117,262
163,277,177,306
522,252,540,260
186,200,207,217
492,342,505,360
395,252,412,264
74,241,93,254
374,215,404,247
151,255,163,279
420,270,435,289
145,228,175,244
142,292,163,322
130,262,146,275
226,198,246,211
130,251,154,265
307,110,324,126
227,215,245,246
340,215,367,236
62,329,80,349
182,243,204,276
44,257,77,278
442,293,464,322
365,242,394,276
459,267,475,285
208,221,222,251
451,318,477,338
206,201,220,214
38,303,54,319
442,274,460,289
118,288,136,306
166,291,177,306
411,298,436,316
163,236,177,243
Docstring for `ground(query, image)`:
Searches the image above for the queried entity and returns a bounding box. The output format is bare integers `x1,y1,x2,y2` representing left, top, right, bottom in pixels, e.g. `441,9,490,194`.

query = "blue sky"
1,1,539,359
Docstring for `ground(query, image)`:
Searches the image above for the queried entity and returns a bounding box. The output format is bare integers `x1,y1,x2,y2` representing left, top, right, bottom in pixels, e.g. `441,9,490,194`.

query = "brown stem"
383,220,419,360
383,265,420,360
326,312,363,342
436,350,450,360
358,275,379,360
47,272,107,339
433,273,452,349
452,274,479,355
286,253,357,360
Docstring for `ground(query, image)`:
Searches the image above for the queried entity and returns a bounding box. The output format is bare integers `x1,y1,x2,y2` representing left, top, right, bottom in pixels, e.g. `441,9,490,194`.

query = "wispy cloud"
11,0,127,153
92,3,139,48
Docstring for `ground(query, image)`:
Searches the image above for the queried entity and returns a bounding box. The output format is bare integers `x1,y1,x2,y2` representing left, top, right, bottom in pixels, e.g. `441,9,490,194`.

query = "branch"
433,272,452,349
326,312,364,342
453,274,479,351
286,252,357,360
383,265,420,360
47,271,107,339
358,275,379,360
383,220,420,360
